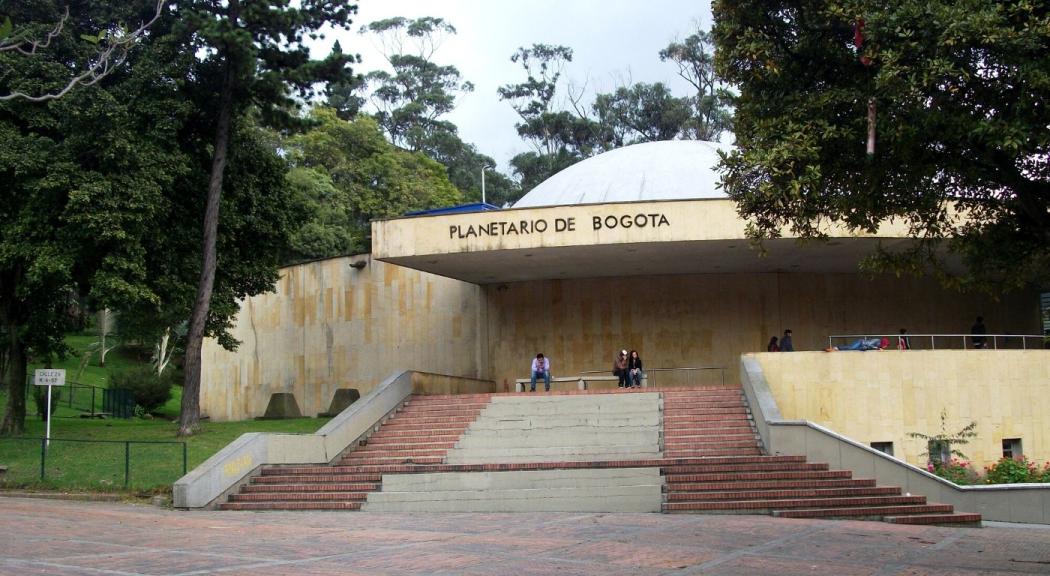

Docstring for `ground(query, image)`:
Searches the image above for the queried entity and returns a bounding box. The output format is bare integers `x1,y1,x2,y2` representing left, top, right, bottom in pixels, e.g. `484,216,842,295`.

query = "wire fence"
0,437,186,490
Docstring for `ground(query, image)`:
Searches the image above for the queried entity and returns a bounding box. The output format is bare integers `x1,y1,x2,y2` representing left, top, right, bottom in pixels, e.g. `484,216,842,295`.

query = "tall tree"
593,83,695,146
499,44,606,193
713,0,1050,291
359,17,473,151
175,0,356,436
0,0,190,434
660,26,734,141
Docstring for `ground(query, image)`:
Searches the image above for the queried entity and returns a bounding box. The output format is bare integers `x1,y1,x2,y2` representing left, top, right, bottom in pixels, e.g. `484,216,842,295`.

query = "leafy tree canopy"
285,108,462,256
713,0,1050,292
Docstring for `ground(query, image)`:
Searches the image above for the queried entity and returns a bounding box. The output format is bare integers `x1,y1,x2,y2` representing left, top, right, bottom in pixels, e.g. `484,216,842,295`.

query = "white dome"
513,140,730,208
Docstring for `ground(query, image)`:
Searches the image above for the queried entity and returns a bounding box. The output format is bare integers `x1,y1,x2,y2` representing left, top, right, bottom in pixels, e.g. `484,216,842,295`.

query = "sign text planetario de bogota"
448,212,671,240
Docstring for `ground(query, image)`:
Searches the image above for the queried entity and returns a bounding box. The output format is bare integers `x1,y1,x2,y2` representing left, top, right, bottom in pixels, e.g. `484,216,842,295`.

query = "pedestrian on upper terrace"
613,349,629,388
971,316,987,349
627,350,644,388
780,329,794,352
898,328,911,350
530,353,550,392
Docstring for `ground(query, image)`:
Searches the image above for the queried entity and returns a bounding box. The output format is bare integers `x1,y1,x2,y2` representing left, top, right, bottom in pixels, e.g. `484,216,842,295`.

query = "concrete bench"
513,376,584,392
514,374,648,392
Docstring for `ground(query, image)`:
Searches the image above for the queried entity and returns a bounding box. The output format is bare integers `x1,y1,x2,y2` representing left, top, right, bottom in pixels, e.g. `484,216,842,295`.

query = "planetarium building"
200,140,1045,469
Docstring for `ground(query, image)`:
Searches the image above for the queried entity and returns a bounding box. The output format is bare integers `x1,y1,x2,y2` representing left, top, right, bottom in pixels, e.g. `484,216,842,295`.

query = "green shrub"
984,456,1041,484
31,386,61,421
109,367,174,414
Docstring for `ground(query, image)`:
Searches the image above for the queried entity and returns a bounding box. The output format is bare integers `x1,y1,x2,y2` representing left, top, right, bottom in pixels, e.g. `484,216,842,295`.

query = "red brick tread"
666,487,902,502
884,513,982,526
220,502,363,511
773,504,954,519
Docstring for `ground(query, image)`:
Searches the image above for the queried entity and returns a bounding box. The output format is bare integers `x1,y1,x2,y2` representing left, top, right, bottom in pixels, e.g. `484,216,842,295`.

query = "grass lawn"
2,335,332,494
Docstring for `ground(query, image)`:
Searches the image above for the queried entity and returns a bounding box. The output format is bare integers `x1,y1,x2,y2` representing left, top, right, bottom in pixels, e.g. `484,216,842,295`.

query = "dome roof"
512,140,730,208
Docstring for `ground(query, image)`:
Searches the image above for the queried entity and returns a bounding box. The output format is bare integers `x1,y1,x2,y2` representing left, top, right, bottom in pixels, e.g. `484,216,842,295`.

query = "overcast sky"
314,1,712,174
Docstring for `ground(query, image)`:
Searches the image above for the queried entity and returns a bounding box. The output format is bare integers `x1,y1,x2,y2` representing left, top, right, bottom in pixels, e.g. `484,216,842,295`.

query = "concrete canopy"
373,199,920,285
373,141,927,285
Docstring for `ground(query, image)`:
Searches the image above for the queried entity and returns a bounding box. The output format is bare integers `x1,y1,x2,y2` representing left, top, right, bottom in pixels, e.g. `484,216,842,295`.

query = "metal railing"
580,366,727,387
827,333,1047,351
0,437,187,489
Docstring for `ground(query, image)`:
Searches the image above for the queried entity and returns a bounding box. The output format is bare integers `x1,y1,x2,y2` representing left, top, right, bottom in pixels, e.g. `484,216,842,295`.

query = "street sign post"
34,369,66,447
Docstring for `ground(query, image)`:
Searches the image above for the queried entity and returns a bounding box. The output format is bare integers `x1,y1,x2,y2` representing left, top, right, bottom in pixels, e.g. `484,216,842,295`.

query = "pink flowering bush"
928,458,979,485
983,457,1050,484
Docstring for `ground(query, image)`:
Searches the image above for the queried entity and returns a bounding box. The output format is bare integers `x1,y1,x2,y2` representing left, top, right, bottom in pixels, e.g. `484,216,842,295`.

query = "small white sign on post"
34,369,66,447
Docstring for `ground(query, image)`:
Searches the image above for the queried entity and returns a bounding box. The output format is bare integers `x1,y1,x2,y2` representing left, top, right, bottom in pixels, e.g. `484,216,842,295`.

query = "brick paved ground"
2,496,1049,575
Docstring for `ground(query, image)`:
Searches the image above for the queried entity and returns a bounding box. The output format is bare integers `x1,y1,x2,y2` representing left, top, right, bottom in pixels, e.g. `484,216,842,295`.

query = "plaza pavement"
1,496,1049,575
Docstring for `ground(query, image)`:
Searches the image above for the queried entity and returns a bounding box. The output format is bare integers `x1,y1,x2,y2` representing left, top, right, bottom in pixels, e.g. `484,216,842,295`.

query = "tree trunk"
0,308,26,436
179,43,237,437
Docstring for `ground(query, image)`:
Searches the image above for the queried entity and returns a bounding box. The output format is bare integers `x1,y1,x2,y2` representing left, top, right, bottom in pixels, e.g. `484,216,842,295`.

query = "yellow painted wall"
484,272,1038,391
200,256,483,421
756,350,1050,468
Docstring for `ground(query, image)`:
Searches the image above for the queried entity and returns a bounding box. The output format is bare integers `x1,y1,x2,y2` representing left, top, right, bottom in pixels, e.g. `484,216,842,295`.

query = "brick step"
664,407,750,415
359,440,461,449
339,455,444,466
665,478,876,492
664,434,758,445
378,415,477,425
396,405,488,415
367,428,468,439
665,448,763,458
242,483,379,492
663,462,829,474
353,444,455,454
664,426,756,437
251,470,380,482
369,425,474,435
884,513,982,526
664,438,760,449
662,400,747,408
665,486,901,502
773,504,954,519
664,470,854,483
664,413,752,422
253,474,385,483
220,501,363,511
229,491,370,502
665,495,927,512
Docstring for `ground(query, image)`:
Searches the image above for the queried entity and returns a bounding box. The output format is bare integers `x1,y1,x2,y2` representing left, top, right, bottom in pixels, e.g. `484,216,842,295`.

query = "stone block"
259,393,302,419
318,388,360,417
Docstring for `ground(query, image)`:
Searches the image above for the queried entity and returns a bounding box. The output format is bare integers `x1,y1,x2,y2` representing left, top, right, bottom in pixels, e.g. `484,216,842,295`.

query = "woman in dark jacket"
627,350,644,388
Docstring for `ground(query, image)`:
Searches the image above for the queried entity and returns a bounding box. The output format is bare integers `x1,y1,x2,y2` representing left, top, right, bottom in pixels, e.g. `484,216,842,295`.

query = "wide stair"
221,387,981,525
661,388,981,526
220,394,490,510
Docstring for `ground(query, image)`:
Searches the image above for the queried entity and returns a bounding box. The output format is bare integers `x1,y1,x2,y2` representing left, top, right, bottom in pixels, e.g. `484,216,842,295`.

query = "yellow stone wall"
483,272,1038,390
756,351,1050,468
201,255,1039,423
200,256,484,421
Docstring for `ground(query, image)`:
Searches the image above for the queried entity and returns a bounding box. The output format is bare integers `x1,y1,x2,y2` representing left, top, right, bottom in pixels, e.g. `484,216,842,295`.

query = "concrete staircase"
219,387,981,525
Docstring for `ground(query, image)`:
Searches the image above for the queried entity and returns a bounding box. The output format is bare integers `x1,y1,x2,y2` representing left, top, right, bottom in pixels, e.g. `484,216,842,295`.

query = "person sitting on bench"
530,353,551,392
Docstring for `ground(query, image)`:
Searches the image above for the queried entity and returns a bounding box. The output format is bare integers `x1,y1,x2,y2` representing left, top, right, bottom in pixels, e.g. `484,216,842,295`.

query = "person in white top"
530,353,551,392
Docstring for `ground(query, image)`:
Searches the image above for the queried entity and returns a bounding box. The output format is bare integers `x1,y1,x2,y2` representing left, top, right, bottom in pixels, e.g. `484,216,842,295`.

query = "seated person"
530,353,551,392
827,337,890,351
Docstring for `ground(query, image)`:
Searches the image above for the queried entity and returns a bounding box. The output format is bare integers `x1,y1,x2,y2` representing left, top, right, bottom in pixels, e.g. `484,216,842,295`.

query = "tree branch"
0,0,166,102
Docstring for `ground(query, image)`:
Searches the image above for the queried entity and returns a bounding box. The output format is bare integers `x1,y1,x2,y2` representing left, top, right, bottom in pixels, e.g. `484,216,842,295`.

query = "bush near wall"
929,457,1050,485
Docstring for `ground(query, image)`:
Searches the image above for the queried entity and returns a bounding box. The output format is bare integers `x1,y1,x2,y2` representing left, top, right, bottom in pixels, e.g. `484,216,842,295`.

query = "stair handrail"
827,333,1046,351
